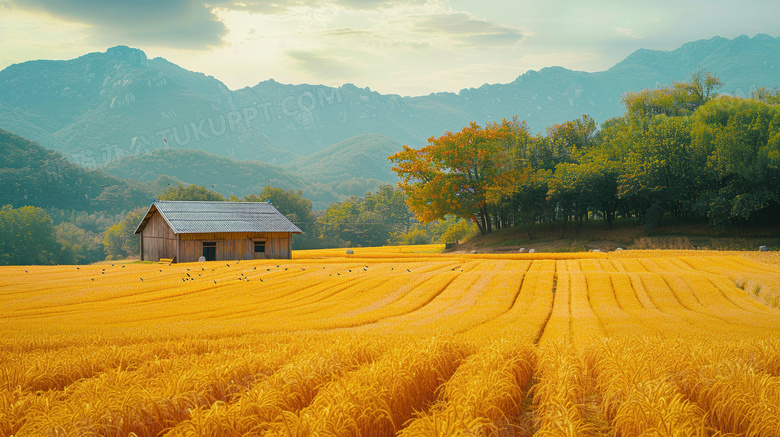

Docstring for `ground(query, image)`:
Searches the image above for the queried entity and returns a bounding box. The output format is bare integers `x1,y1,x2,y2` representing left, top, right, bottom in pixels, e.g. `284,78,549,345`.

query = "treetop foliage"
158,183,226,202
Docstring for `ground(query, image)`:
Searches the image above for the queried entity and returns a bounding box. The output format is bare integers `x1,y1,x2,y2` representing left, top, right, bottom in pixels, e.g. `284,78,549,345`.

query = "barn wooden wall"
178,232,292,262
140,212,175,261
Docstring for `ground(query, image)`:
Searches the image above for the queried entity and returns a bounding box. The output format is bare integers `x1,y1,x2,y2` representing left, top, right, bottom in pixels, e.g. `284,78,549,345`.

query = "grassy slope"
453,219,780,253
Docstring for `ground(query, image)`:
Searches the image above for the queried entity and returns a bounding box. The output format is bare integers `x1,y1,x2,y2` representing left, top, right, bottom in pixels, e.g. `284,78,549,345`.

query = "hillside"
0,128,155,214
281,133,403,183
100,136,401,208
102,148,305,198
452,219,780,254
1,35,778,169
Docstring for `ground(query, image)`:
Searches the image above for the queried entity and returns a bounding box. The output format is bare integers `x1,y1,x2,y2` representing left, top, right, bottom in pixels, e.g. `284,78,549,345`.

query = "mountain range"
1,34,779,209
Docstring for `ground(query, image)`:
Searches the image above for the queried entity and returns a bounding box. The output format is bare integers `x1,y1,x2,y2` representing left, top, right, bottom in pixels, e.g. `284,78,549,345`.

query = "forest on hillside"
392,73,780,237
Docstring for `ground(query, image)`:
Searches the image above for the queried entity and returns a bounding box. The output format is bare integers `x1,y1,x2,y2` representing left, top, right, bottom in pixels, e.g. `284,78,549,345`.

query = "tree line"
2,182,465,265
100,183,427,260
391,72,780,236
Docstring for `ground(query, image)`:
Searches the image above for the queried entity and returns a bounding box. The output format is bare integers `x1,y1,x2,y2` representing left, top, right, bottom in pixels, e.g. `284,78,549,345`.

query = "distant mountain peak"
104,45,149,66
1,34,779,167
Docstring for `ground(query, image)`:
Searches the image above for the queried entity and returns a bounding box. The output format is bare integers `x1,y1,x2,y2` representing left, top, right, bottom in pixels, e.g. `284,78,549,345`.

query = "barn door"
202,242,217,261
253,239,266,259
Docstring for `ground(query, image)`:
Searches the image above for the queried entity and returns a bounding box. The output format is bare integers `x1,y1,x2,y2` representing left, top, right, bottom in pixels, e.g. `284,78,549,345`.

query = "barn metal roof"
134,200,302,235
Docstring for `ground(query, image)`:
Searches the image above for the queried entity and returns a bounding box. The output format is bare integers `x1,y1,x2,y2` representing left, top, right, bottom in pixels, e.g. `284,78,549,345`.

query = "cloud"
7,0,227,49
409,12,525,46
615,27,643,39
319,27,429,49
210,0,430,14
323,27,376,38
286,50,356,79
333,0,429,10
3,0,439,50
209,0,317,15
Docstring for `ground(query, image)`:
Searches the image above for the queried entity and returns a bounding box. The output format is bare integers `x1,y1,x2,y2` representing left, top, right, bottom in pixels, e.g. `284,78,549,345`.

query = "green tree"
0,205,66,265
158,183,225,201
696,97,780,226
439,218,477,244
56,222,105,264
318,186,412,247
513,168,551,239
622,70,722,121
752,87,780,105
242,187,320,249
618,115,713,225
362,185,412,235
103,207,146,260
542,115,597,166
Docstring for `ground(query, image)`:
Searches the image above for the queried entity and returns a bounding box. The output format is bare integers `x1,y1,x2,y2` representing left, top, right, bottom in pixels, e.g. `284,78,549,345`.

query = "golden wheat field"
2,246,780,436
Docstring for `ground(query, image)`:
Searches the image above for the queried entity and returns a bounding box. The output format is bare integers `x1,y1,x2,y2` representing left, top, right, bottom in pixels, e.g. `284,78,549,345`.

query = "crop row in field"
4,252,778,339
2,249,780,435
2,333,779,436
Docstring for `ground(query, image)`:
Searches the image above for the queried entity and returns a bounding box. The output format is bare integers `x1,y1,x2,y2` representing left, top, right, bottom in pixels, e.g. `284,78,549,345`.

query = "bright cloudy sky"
0,0,778,96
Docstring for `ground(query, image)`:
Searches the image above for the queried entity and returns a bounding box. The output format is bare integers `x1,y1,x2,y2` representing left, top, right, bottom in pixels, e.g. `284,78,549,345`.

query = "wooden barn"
134,200,302,263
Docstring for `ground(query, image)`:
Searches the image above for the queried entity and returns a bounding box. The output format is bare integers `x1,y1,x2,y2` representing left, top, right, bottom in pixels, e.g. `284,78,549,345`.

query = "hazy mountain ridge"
102,148,306,201
1,34,779,211
281,133,404,183
2,35,778,166
100,133,404,209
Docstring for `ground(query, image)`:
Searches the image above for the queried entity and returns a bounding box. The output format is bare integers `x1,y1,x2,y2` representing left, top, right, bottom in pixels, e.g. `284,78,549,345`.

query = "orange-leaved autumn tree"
390,118,527,234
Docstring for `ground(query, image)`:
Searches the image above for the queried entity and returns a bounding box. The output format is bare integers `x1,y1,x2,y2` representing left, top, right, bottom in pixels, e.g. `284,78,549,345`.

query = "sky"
0,0,778,96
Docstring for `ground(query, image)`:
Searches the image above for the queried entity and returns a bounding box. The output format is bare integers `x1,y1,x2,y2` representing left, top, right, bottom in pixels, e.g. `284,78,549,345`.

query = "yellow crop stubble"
13,335,310,436
585,338,709,436
674,341,780,436
290,337,468,436
399,340,535,436
165,334,392,436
